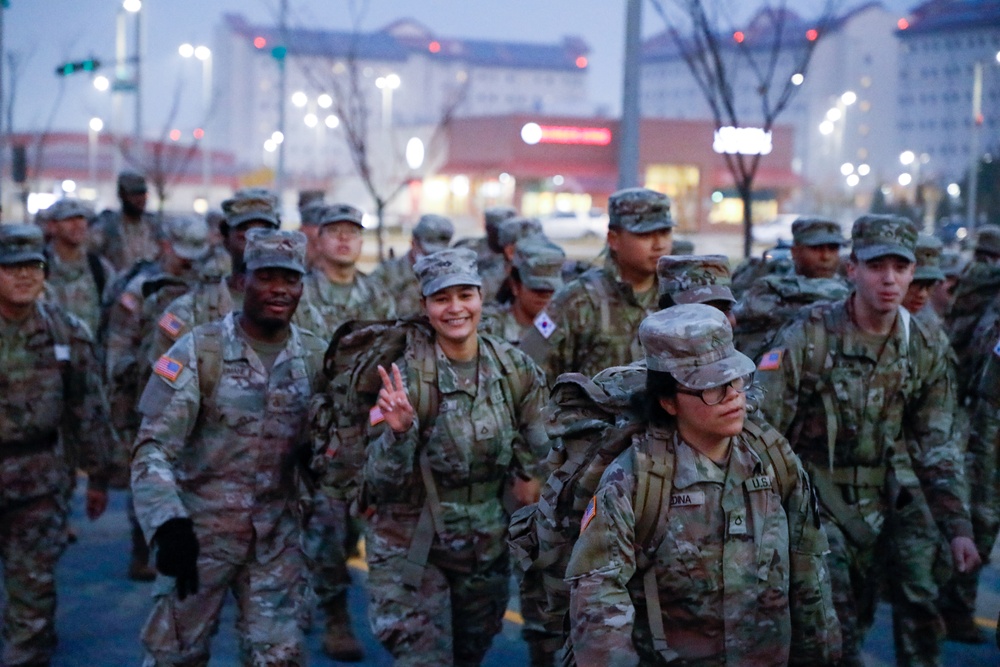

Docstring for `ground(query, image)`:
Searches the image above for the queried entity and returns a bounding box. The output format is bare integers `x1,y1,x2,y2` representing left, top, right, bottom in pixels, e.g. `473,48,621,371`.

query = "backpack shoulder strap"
742,419,796,503
580,269,612,333
192,323,223,401
86,252,108,297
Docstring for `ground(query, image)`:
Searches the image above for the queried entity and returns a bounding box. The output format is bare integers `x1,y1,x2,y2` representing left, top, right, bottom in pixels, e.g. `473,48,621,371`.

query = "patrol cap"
851,214,917,263
413,214,454,253
317,203,365,229
0,224,46,266
297,189,324,210
414,247,481,297
298,200,327,227
46,198,93,221
639,303,755,389
670,239,695,255
117,170,148,194
222,188,281,229
792,217,845,247
512,236,566,292
657,254,735,305
940,250,964,278
162,215,211,261
484,206,517,232
498,216,543,249
244,228,307,274
974,225,1000,257
912,234,945,282
608,187,674,233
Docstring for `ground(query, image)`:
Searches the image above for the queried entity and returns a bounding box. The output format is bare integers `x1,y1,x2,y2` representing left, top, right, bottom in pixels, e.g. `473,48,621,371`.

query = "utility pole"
617,0,642,190
0,3,5,218
276,0,288,197
133,2,143,167
967,61,983,231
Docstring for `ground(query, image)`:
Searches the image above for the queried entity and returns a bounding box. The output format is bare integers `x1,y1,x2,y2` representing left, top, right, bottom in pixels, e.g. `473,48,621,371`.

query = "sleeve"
565,460,640,667
906,329,973,540
362,357,420,496
755,320,808,437
64,315,113,489
782,447,842,666
511,353,552,480
130,332,201,543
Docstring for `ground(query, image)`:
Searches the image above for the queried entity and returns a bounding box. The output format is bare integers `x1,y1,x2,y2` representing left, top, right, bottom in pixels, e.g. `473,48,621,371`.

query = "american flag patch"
369,405,385,426
581,495,598,532
153,356,184,382
757,349,783,371
158,312,185,339
119,292,139,313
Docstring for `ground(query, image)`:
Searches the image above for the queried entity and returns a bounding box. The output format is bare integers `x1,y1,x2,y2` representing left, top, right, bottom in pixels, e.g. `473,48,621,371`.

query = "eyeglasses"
675,373,753,406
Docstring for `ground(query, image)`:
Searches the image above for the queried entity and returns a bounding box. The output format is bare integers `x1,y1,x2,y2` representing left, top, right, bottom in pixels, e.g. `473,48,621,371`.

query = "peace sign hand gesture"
377,363,415,433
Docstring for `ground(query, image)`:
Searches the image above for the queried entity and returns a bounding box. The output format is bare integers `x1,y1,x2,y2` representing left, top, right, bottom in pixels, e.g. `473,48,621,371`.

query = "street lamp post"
88,117,104,191
966,51,1000,231
179,43,213,196
375,73,400,131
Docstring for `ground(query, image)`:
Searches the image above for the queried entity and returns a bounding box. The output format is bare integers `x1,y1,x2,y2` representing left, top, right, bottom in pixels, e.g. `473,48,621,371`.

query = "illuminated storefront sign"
712,126,773,155
521,122,612,146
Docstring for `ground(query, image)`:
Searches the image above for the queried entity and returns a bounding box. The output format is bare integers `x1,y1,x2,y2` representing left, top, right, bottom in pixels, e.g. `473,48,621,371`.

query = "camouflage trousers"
140,540,305,667
300,495,356,609
0,493,68,667
366,531,510,666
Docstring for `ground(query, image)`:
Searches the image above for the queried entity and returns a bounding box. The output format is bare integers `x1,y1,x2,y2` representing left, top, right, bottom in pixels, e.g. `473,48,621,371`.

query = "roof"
222,13,589,70
898,0,1000,36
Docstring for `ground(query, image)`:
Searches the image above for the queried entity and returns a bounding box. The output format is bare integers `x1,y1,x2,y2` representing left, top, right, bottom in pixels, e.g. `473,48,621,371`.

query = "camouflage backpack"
508,365,793,664
945,262,1000,399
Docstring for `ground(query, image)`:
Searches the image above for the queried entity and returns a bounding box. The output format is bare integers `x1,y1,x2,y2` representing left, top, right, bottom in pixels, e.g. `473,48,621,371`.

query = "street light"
88,118,103,190
180,43,213,195
900,150,915,166
375,73,400,130
93,75,110,92
122,0,141,12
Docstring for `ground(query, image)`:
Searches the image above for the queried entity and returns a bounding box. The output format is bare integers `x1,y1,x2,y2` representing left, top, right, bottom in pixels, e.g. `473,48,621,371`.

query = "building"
640,3,900,212
896,0,1000,185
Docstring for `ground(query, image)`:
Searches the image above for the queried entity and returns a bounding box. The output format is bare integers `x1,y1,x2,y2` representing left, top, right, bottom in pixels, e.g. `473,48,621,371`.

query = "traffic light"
55,59,102,77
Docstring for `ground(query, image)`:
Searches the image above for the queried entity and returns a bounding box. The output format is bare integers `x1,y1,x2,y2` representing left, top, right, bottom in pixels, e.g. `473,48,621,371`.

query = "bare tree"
649,0,841,257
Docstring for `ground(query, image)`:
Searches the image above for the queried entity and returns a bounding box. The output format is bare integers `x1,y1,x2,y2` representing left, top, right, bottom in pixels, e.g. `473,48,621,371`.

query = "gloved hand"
153,517,200,600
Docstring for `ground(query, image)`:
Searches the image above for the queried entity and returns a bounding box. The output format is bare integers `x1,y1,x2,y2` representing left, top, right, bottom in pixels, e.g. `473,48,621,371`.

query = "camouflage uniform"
370,214,454,318
655,254,735,308
363,248,550,666
520,188,673,384
756,216,972,667
566,305,840,667
131,230,324,667
0,225,111,667
88,171,161,272
465,206,517,305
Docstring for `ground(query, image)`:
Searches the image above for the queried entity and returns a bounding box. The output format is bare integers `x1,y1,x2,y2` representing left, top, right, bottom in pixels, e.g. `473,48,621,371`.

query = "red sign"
521,122,612,146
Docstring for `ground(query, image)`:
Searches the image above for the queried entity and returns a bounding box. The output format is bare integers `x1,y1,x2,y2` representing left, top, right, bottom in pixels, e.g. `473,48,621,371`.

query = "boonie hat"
318,204,365,228
639,303,755,389
244,228,307,274
498,216,543,249
0,224,47,266
657,254,735,305
413,214,454,254
46,199,93,221
608,188,674,233
851,214,917,262
912,234,945,283
792,217,845,247
162,215,211,261
222,188,281,229
414,247,481,297
512,237,565,292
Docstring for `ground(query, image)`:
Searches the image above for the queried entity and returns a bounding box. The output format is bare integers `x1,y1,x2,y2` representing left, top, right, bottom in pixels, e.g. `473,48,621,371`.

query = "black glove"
153,517,200,600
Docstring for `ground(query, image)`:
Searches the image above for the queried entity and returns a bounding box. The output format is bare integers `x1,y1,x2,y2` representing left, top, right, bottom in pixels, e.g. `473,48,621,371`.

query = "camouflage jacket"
369,251,423,318
520,257,658,384
1,301,111,503
566,425,840,667
131,313,325,560
88,209,161,272
479,302,523,346
364,334,550,567
756,296,972,542
299,269,396,334
43,249,115,336
733,274,849,363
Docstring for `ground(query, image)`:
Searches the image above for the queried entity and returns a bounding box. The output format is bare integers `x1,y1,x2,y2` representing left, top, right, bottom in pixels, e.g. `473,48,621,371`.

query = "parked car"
539,209,609,240
751,214,799,246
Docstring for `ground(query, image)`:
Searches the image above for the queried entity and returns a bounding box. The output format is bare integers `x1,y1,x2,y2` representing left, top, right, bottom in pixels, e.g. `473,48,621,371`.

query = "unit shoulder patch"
534,310,557,339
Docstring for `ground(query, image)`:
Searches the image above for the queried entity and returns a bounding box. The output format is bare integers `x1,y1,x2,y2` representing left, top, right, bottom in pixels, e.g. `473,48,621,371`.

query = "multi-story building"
640,3,900,212
211,13,592,209
896,0,1000,185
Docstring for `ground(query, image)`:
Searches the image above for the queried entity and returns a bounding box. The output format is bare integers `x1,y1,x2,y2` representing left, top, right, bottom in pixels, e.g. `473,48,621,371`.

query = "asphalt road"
6,486,1000,666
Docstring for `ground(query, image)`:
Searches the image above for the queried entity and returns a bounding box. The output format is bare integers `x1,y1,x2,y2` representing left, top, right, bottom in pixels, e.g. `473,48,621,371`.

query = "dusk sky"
5,0,915,136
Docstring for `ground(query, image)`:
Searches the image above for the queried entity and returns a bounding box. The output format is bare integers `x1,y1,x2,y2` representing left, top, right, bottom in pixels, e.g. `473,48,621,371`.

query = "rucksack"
508,365,794,664
945,262,1000,399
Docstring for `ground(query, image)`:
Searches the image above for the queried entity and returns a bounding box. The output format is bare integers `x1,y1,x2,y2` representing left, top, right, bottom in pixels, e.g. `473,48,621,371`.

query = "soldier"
146,188,281,363
929,250,962,319
733,217,849,362
369,213,454,318
456,205,517,304
655,254,735,315
480,236,565,345
566,304,840,666
364,247,549,666
902,235,946,327
89,170,160,271
520,187,673,384
131,229,325,666
41,198,115,336
297,191,326,270
490,217,545,305
0,224,111,667
756,214,980,667
104,215,210,581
